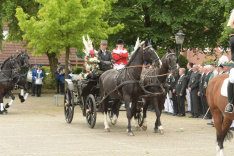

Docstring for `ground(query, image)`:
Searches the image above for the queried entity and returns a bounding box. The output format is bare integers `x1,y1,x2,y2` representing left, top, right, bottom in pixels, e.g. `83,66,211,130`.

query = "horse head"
142,39,162,68
165,48,178,77
8,55,21,74
18,51,30,67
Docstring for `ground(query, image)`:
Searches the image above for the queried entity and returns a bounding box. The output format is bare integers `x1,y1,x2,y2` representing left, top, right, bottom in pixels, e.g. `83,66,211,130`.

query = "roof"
0,41,84,66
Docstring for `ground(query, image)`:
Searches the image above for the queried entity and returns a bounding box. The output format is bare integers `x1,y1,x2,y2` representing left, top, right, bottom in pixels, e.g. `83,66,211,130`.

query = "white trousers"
164,93,174,113
113,63,125,70
186,88,191,111
230,68,234,83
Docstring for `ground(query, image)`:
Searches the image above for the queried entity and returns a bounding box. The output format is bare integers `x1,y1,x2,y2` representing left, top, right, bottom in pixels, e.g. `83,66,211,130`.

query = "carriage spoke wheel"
137,107,144,127
64,89,74,123
86,94,96,128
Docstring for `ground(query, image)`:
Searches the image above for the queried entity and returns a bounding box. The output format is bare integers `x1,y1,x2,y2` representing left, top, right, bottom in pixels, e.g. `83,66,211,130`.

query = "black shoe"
31,94,35,96
225,103,233,113
172,113,178,116
178,114,185,117
189,115,195,118
185,111,191,113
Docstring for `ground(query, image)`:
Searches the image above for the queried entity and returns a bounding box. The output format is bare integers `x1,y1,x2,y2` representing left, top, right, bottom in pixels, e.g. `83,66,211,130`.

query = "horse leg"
123,95,134,136
18,87,25,103
216,116,233,156
142,99,150,131
23,85,29,102
211,108,229,156
103,98,110,132
0,95,7,115
132,98,141,131
5,91,15,109
153,97,164,134
110,99,120,125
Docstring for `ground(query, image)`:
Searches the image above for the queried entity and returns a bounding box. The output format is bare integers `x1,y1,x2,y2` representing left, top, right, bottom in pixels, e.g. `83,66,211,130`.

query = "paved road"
0,93,234,156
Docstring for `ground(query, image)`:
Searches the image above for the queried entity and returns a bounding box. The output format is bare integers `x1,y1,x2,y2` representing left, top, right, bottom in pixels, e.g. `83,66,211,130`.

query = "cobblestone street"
0,93,234,156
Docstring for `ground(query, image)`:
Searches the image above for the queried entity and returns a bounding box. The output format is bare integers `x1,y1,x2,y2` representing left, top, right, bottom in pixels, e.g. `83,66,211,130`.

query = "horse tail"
224,130,233,141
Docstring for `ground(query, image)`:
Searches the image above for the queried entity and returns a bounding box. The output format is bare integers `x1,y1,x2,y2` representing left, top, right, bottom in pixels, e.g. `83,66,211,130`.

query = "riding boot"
225,82,234,113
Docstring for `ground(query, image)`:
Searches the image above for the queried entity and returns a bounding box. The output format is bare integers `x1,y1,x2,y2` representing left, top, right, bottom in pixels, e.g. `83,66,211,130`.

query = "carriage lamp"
175,30,185,64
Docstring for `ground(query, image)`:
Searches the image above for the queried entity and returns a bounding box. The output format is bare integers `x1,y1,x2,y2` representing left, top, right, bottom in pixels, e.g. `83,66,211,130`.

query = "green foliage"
45,78,56,89
179,55,188,69
1,0,39,41
107,0,230,51
201,59,215,66
73,66,83,74
157,49,167,58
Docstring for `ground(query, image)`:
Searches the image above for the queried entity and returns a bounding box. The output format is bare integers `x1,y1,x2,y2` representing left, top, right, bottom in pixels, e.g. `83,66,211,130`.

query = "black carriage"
64,71,144,128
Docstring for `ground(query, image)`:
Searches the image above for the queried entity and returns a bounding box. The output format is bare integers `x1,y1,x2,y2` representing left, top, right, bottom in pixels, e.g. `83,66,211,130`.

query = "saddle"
221,78,229,97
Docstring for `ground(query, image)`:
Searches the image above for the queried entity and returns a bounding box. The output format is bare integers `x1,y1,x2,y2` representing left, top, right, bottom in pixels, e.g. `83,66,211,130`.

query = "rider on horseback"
225,9,234,113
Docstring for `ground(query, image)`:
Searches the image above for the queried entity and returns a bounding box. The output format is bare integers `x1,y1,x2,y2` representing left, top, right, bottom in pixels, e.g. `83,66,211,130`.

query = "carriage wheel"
86,94,96,128
137,103,144,127
64,88,75,123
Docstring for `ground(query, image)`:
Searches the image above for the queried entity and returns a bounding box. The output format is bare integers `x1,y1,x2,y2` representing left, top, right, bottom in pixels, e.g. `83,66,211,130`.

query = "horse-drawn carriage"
63,70,144,128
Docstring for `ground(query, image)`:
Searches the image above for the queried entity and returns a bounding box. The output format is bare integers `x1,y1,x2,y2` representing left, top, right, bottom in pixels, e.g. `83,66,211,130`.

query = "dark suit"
186,69,193,87
199,73,206,115
171,75,180,114
201,72,212,118
188,71,201,117
176,75,187,115
98,50,113,71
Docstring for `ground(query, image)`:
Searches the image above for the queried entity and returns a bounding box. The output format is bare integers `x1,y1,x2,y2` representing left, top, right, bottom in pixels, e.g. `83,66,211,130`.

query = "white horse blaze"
8,99,14,106
20,89,24,96
24,93,29,100
0,103,3,111
104,113,110,129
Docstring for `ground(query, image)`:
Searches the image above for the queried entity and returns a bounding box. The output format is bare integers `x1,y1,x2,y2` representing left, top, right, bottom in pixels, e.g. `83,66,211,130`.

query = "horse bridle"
143,45,160,65
19,53,29,67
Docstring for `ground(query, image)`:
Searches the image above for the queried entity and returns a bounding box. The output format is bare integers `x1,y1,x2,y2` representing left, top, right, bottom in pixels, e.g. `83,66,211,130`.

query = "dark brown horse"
137,49,178,133
99,39,162,136
206,74,233,156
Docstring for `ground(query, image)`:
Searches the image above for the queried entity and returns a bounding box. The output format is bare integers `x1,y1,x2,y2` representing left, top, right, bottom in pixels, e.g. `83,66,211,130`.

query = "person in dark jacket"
31,64,38,96
198,65,206,118
188,64,201,118
55,63,62,94
175,68,187,116
98,40,114,71
186,62,193,113
60,68,65,94
172,74,180,116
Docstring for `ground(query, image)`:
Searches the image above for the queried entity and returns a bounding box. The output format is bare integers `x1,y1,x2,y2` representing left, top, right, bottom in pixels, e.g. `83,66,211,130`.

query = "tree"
107,0,230,53
16,0,123,79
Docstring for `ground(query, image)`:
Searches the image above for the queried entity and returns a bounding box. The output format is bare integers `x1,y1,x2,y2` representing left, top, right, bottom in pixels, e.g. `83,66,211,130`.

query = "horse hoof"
135,126,141,131
5,103,9,109
154,129,159,133
0,111,8,115
142,125,147,131
216,145,220,153
111,120,117,125
127,131,134,136
21,99,25,103
105,128,110,132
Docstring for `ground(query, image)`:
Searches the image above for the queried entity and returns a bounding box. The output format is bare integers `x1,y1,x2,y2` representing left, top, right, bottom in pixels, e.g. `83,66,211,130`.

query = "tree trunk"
46,52,58,79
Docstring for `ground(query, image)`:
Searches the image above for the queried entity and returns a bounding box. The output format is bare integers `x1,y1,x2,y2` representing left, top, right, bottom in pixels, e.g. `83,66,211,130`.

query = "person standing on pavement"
175,68,187,116
31,64,38,96
33,65,44,97
98,40,114,71
164,74,174,114
198,65,206,118
25,65,33,94
172,74,179,116
186,62,193,113
188,64,201,118
55,63,62,94
60,68,65,94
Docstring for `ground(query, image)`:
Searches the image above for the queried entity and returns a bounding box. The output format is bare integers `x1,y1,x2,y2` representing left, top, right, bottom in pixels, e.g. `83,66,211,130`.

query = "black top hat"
117,39,124,45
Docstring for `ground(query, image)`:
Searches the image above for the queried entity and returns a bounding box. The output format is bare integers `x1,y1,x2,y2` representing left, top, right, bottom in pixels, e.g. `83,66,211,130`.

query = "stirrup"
225,103,234,113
